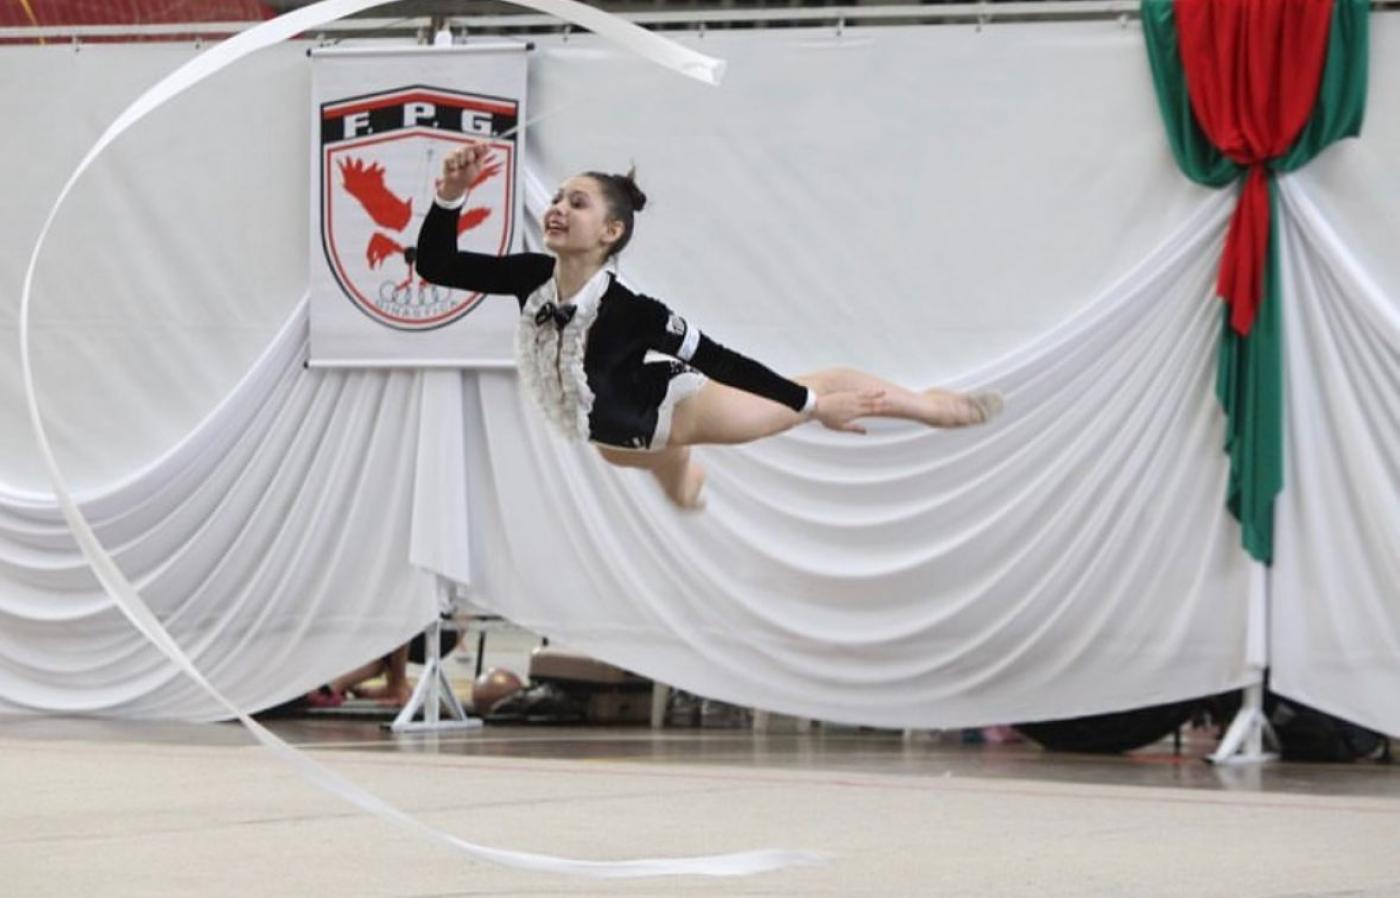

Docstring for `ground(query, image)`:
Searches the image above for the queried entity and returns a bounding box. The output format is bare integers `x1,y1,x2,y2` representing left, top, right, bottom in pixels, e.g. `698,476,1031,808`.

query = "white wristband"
676,322,701,362
435,192,468,210
800,389,818,419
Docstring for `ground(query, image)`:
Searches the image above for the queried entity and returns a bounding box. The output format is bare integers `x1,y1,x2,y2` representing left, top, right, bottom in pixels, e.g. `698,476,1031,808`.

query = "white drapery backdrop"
0,312,449,717
1270,176,1400,738
0,20,1396,732
462,189,1254,727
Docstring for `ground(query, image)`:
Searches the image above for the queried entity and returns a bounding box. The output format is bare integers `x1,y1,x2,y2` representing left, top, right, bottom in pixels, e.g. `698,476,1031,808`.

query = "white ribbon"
18,0,824,879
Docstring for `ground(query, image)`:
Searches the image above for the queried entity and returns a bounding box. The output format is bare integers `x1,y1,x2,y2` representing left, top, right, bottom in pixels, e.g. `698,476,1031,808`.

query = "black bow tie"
535,301,577,330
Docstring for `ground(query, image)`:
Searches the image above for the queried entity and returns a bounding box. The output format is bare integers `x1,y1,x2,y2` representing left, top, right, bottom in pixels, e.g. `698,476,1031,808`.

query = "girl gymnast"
417,143,1001,509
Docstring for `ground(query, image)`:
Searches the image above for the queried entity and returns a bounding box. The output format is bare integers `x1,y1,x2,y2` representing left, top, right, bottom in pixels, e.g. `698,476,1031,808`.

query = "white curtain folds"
457,191,1254,728
0,310,448,718
1269,175,1400,737
0,190,1260,727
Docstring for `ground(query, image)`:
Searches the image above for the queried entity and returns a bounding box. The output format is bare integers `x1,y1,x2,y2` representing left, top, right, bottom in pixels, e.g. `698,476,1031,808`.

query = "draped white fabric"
0,308,446,718
0,20,1396,727
1269,175,1400,737
458,190,1253,728
1262,36,1400,737
0,43,312,493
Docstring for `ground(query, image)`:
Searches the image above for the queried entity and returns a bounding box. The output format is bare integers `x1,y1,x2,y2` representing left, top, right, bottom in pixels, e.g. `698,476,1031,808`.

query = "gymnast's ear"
601,217,625,247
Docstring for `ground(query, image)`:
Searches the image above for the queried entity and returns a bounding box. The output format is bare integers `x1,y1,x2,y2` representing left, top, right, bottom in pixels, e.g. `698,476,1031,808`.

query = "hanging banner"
309,44,528,367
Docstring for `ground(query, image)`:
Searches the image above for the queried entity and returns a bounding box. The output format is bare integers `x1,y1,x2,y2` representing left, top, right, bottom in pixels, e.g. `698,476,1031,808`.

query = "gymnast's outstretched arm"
414,145,552,300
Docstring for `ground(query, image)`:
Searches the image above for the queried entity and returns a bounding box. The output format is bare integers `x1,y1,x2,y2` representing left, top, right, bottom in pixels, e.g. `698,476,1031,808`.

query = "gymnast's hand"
813,390,886,434
437,143,491,203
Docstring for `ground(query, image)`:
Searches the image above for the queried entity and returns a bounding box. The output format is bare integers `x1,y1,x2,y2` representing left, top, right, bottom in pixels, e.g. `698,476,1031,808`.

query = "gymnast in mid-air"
417,143,1002,509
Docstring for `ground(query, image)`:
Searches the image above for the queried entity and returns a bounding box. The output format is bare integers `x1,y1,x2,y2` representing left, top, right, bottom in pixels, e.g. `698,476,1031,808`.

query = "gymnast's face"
543,176,623,259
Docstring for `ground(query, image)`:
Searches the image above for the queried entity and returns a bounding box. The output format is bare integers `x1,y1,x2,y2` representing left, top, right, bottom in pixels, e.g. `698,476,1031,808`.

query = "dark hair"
585,167,647,258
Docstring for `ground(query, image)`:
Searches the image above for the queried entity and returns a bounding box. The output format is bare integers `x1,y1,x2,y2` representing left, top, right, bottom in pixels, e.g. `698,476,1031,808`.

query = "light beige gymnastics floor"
2,719,1399,898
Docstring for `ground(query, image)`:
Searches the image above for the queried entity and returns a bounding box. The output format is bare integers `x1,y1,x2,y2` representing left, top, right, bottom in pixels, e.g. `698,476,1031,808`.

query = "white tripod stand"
389,579,482,734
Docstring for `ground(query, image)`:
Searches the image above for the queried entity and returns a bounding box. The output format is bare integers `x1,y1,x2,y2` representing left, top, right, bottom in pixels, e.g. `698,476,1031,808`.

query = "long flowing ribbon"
19,0,823,879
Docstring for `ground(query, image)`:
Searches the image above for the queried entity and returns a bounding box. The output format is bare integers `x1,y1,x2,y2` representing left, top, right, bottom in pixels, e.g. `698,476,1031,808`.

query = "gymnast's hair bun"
621,167,647,213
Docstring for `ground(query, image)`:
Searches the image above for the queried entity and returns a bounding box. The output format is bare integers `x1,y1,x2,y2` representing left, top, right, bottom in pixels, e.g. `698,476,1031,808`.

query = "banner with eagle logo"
309,45,528,367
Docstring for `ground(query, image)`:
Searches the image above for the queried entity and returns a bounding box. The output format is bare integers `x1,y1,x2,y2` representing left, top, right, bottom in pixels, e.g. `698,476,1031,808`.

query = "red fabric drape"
1174,0,1333,335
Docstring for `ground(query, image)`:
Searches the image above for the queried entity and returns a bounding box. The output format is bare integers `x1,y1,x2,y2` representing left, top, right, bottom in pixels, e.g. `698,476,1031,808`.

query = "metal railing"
2,1,1394,44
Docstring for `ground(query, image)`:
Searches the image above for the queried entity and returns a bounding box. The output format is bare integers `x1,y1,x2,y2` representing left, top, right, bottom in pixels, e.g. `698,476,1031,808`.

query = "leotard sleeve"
415,197,553,304
635,294,813,414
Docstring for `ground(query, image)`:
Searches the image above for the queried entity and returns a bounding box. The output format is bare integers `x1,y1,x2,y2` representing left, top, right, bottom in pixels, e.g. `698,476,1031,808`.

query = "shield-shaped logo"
319,85,519,331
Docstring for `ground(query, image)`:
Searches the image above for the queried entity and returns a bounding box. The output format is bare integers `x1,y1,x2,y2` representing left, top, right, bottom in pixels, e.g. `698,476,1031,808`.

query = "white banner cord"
17,0,825,880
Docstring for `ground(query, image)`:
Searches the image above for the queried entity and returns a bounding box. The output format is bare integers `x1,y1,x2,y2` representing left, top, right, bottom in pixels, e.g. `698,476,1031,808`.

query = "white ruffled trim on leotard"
515,268,609,441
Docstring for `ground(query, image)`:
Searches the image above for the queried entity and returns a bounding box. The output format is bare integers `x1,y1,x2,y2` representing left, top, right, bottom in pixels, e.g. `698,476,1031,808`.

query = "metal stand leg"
389,581,482,734
1208,562,1277,766
1208,679,1278,765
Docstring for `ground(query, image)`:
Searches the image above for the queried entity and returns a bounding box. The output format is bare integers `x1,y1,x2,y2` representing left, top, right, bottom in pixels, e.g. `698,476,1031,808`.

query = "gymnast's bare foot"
965,390,1003,423
921,388,1003,427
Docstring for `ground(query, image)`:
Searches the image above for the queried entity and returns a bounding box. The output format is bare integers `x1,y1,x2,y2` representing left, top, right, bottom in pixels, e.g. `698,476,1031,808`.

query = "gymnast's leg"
596,445,706,509
800,367,1001,428
599,372,1001,508
668,371,1000,447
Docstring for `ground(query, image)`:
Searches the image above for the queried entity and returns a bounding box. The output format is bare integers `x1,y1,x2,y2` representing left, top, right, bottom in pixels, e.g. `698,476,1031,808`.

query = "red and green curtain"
1141,0,1368,564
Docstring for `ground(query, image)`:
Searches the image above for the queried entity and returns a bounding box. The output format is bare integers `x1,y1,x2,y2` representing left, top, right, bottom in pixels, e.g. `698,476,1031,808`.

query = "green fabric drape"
1141,0,1368,564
